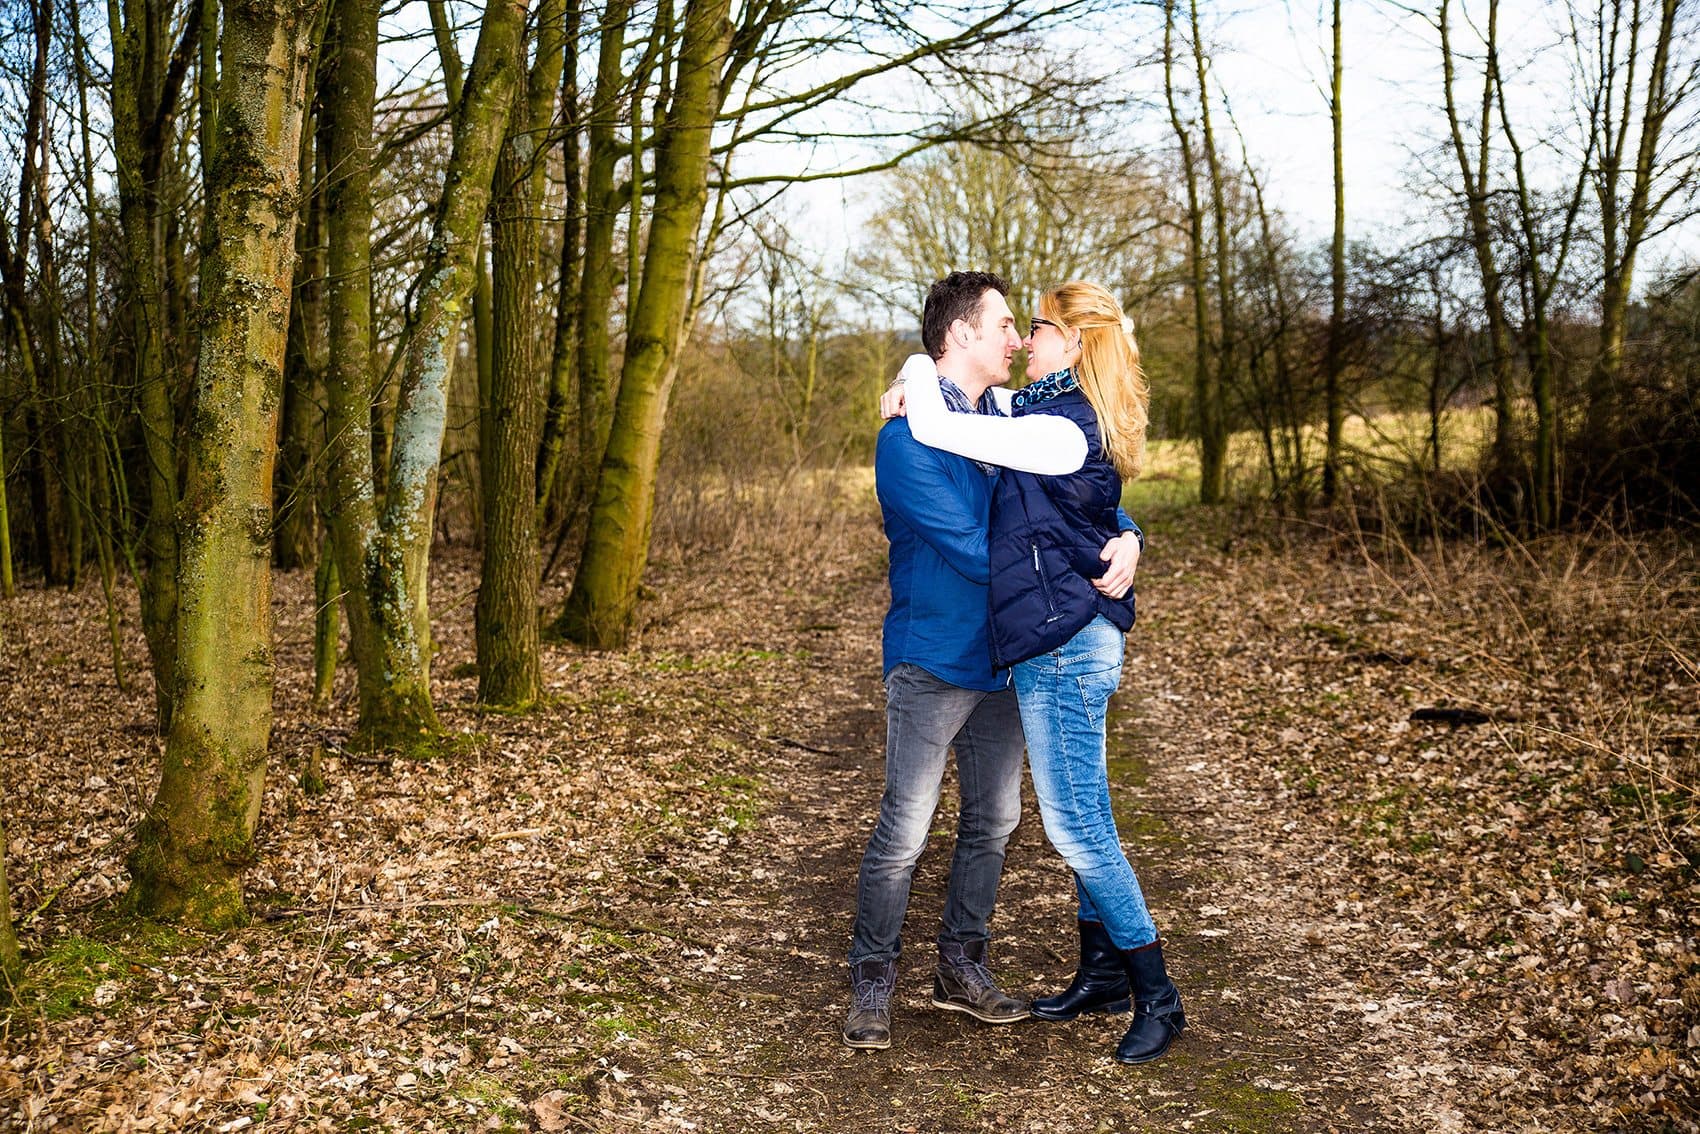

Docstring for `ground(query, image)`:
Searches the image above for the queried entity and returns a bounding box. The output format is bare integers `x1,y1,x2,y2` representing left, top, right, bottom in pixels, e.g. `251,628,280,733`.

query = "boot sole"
1113,1023,1185,1065
930,997,1030,1024
842,1033,891,1050
1113,1039,1174,1064
1031,997,1131,1022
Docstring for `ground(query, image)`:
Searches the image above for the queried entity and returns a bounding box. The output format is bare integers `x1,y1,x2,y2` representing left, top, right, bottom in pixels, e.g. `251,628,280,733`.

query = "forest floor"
2,493,1696,1133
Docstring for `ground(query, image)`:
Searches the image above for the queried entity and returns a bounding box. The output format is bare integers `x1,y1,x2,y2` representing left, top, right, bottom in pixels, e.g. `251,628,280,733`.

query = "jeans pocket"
1073,661,1122,728
884,663,916,706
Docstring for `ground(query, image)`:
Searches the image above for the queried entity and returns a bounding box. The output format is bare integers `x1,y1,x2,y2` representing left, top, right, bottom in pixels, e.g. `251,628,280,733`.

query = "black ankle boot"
1114,939,1185,1064
1031,921,1131,1021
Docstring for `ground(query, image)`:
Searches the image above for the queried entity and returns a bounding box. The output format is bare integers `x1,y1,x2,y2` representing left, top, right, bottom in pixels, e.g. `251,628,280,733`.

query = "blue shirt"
875,417,1004,691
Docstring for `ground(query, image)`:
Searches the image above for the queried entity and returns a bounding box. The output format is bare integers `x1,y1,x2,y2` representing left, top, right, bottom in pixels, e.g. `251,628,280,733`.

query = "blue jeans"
1012,615,1158,950
849,664,1026,966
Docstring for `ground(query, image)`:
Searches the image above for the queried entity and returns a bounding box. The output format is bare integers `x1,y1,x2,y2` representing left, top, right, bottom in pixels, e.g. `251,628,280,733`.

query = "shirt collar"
938,375,1005,417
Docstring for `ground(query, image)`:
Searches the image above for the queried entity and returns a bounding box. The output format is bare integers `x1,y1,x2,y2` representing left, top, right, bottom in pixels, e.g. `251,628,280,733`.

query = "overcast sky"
777,0,1698,287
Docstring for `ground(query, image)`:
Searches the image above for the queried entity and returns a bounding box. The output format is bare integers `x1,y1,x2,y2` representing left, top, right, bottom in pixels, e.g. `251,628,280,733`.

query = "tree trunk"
536,0,584,528
1439,0,1517,468
313,547,339,706
72,0,112,626
551,0,634,565
1189,0,1232,504
109,0,191,730
366,0,528,735
318,0,389,737
0,403,12,598
0,816,18,994
427,5,498,441
1588,0,1680,436
1163,2,1217,508
477,0,564,707
276,130,326,571
127,0,319,926
558,0,732,649
1322,0,1346,505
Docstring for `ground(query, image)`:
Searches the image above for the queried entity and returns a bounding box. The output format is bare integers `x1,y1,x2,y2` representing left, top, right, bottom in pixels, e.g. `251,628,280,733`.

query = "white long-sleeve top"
899,353,1089,476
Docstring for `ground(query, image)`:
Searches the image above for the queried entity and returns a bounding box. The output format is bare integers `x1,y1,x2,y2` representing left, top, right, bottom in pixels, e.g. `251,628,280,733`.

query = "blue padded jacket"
987,389,1137,668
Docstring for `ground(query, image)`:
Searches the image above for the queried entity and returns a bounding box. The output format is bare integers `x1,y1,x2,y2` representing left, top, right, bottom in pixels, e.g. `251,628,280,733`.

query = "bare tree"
1323,0,1346,504
1164,0,1223,504
1583,0,1699,434
1437,0,1518,468
1188,0,1236,504
1493,23,1596,527
853,118,1157,332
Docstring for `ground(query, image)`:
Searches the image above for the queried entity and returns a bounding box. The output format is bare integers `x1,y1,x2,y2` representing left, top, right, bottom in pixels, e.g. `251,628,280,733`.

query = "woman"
891,280,1183,1065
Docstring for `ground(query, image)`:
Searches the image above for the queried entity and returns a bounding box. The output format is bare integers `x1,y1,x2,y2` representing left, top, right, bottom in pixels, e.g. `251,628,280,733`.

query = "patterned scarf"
1010,367,1079,413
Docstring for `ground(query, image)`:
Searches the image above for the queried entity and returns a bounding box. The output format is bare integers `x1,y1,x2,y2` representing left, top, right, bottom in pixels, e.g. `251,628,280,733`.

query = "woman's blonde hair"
1038,281,1150,480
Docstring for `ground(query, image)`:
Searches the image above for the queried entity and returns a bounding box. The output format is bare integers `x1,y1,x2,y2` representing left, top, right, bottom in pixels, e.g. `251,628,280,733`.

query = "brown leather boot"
843,959,897,1049
931,939,1029,1024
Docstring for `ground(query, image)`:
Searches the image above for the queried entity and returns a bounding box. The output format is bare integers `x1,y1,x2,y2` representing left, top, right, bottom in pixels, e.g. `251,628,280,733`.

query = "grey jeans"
848,663,1026,966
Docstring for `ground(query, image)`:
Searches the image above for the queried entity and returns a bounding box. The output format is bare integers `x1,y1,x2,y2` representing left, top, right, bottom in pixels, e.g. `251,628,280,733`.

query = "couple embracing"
844,271,1184,1066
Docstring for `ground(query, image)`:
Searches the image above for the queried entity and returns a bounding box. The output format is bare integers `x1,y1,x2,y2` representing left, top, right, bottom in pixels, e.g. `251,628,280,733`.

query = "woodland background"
0,0,1696,1130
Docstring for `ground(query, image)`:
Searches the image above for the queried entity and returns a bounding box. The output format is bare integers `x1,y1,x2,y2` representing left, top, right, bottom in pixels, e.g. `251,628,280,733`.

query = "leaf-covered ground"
1,497,1695,1132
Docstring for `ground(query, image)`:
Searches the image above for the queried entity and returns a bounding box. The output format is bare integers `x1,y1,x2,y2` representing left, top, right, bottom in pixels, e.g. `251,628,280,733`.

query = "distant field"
1125,405,1498,515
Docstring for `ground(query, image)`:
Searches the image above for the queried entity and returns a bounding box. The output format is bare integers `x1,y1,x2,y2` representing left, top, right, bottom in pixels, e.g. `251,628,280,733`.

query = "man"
845,272,1142,1050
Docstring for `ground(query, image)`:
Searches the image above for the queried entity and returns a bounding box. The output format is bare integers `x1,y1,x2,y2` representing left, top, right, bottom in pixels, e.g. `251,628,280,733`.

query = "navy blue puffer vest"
986,389,1136,668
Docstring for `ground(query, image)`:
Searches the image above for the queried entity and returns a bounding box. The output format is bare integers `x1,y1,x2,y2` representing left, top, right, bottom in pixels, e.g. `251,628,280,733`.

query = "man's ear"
950,319,971,349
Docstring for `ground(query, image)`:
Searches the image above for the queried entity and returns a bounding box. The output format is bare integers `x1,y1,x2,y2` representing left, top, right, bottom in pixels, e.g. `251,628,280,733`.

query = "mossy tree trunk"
318,0,387,739
320,0,529,747
476,0,565,707
538,0,622,550
0,815,19,994
557,0,733,649
127,0,321,926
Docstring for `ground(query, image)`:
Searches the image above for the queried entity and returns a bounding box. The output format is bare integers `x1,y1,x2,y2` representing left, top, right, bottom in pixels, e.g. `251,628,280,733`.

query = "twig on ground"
20,863,95,927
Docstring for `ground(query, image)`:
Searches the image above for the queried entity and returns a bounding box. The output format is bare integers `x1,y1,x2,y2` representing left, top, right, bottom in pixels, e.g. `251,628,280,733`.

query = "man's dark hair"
921,271,1009,360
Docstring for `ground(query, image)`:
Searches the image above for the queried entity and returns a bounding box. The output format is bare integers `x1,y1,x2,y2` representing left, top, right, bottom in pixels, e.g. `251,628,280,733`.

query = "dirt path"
601,525,1471,1134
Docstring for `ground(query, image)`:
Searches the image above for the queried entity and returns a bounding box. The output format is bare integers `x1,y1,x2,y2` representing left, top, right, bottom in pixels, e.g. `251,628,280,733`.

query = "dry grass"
1338,509,1699,851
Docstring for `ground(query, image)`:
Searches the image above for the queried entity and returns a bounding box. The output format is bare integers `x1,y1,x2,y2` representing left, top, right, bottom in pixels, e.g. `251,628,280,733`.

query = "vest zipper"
1032,542,1064,623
